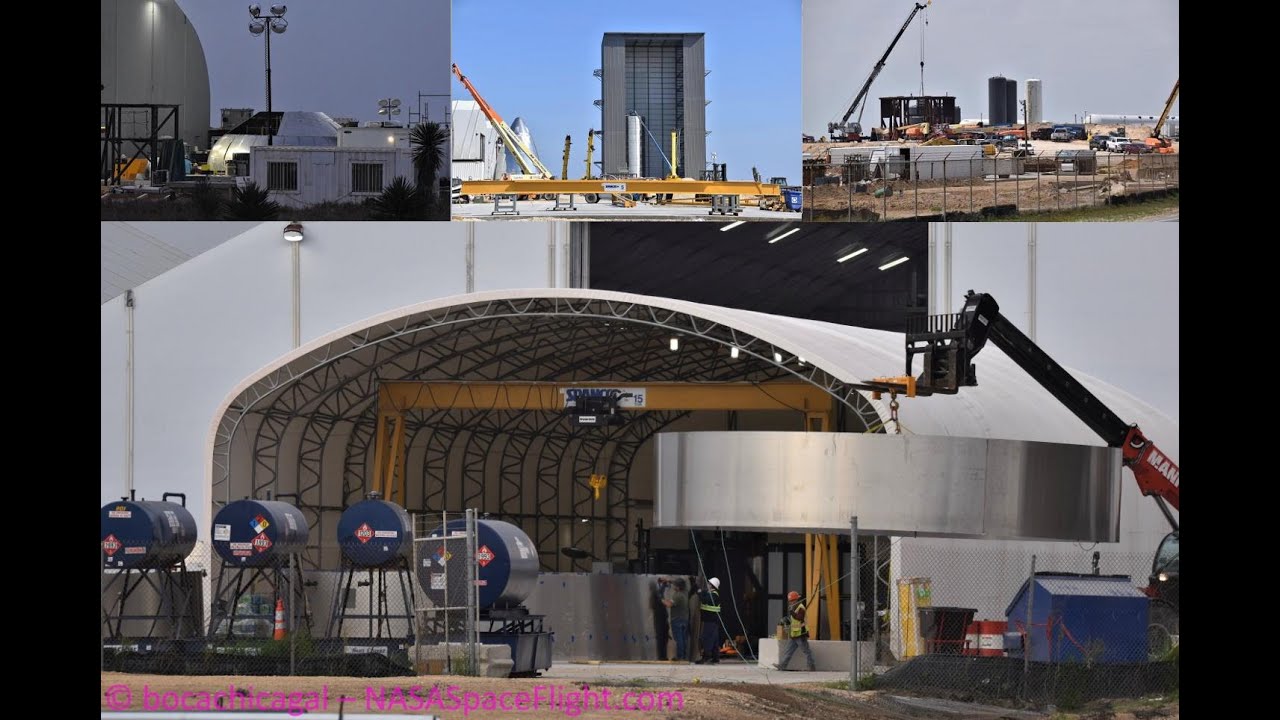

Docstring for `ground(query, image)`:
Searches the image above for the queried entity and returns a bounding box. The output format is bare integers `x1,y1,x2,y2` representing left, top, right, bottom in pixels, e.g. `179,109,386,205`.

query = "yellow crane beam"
371,380,834,504
377,381,832,413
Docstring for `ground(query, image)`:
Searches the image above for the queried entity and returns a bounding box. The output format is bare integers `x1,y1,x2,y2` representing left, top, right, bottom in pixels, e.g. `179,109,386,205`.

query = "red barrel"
963,620,1008,657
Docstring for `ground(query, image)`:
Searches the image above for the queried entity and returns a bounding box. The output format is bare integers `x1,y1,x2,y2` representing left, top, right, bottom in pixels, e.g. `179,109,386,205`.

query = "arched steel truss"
213,296,888,572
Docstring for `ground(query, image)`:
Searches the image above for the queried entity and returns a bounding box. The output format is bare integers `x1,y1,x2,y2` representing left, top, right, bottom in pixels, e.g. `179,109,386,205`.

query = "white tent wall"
884,222,1179,659
100,222,575,536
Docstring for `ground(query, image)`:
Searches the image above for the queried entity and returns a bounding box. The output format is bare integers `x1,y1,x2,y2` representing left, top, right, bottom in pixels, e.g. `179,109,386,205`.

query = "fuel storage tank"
211,500,309,567
418,519,538,610
101,498,198,570
988,76,1008,125
337,494,413,568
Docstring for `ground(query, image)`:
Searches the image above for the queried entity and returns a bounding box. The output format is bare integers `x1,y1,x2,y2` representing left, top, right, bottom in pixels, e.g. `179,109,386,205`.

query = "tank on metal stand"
206,496,312,648
100,491,203,654
324,491,417,661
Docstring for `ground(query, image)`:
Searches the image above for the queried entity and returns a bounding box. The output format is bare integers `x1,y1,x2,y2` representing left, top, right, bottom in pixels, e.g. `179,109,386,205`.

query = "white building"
451,100,501,181
100,0,211,152
249,146,414,208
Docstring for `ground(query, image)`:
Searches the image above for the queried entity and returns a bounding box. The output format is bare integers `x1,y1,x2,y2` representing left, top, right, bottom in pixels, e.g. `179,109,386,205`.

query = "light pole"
249,4,289,146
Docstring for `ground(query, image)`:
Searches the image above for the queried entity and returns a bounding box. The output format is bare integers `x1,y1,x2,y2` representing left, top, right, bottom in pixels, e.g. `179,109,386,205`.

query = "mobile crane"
828,2,929,142
452,63,553,179
894,291,1180,644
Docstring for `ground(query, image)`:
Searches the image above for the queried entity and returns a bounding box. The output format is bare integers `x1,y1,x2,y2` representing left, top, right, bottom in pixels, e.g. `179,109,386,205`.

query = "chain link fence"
801,149,1179,221
853,537,1178,709
100,510,481,679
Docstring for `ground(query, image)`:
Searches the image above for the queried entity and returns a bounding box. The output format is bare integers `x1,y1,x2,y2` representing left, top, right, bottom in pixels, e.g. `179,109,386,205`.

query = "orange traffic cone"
273,598,286,640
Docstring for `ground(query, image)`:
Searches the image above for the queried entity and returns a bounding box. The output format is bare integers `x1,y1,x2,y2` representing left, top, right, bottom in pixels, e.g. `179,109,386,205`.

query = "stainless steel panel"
524,573,671,661
654,432,1121,542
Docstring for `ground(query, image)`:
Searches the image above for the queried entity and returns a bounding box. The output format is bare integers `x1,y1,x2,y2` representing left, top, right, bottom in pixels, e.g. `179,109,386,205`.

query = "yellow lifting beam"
459,179,781,196
370,381,835,515
801,411,843,641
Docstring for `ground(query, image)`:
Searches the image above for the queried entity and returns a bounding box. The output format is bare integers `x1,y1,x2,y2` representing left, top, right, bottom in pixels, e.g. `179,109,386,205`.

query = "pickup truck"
1088,135,1112,151
1105,137,1132,153
1050,128,1073,142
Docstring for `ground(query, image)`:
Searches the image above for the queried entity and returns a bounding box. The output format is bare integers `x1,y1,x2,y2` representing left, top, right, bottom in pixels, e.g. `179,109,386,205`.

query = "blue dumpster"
782,188,803,211
1005,573,1148,664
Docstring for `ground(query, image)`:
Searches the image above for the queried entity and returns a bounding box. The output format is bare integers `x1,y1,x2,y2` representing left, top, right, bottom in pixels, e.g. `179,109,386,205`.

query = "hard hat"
787,590,801,602
709,577,720,589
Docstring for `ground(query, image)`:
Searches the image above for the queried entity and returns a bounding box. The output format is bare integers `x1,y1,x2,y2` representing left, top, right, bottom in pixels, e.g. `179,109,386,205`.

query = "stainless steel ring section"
654,432,1121,542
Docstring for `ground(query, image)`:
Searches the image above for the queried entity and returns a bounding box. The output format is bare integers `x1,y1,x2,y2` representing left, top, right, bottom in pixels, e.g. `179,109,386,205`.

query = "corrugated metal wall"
681,34,707,179
600,35,628,175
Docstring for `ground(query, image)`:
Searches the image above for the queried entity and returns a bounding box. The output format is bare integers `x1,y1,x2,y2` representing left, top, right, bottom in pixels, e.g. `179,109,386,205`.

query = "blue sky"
453,0,800,183
176,0,451,127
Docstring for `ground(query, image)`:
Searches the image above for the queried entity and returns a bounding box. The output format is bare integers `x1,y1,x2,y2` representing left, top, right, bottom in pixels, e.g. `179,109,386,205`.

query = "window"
351,162,384,194
267,161,298,192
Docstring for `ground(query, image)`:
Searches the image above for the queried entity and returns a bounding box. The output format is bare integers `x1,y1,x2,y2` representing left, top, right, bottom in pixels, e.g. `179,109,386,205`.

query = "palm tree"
221,181,280,220
371,176,426,220
410,121,449,206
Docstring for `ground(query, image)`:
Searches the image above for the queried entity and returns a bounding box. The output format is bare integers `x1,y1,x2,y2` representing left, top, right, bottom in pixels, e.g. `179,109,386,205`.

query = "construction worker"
773,590,816,671
662,577,691,661
694,577,721,664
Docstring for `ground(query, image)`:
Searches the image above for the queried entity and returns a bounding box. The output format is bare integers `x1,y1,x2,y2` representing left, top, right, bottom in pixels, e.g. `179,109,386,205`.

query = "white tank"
100,0,211,152
627,113,642,178
1025,79,1043,125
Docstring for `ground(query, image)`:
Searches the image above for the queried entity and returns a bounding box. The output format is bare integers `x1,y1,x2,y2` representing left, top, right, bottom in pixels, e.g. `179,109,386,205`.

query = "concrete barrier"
757,638,874,671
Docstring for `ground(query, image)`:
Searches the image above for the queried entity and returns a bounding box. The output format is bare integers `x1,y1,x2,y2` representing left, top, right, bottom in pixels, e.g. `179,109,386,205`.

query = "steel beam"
377,381,835,413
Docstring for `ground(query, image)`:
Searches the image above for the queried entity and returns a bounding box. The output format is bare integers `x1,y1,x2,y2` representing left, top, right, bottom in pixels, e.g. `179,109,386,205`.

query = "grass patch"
597,678,652,688
820,680,850,691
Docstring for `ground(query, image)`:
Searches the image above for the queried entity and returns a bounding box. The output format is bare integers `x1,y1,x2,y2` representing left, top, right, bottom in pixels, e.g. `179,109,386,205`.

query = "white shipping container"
250,146,415,208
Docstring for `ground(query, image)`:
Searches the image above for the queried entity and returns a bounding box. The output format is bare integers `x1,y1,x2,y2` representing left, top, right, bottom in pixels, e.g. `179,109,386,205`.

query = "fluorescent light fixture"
798,357,806,366
837,247,868,263
878,256,910,271
719,220,746,232
669,337,680,351
773,352,783,363
768,227,801,244
730,346,740,359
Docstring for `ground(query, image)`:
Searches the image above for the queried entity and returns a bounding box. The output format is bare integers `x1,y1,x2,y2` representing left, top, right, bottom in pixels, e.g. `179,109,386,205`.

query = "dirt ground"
101,672,1177,719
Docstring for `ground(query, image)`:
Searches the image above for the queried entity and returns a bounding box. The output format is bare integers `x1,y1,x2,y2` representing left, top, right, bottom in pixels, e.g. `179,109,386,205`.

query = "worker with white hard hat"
695,576,722,664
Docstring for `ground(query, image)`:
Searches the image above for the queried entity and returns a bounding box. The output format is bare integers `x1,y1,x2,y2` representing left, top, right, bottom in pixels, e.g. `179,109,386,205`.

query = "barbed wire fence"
802,149,1179,221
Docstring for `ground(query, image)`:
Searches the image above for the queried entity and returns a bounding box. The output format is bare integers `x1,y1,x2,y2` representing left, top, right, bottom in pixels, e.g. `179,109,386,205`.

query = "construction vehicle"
452,63,553,179
827,2,929,142
892,290,1180,650
1145,79,1179,154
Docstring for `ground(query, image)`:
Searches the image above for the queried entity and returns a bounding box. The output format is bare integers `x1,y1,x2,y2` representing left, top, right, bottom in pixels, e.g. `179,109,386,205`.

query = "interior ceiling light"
767,227,801,244
669,337,680,351
773,351,783,363
730,346,740,359
837,246,868,263
879,256,910,271
719,220,746,232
